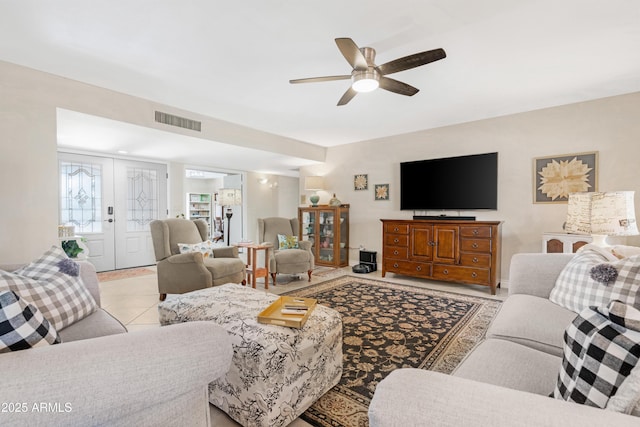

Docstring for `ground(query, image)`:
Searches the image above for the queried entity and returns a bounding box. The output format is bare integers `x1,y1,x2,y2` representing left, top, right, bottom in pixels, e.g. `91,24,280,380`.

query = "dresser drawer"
460,253,491,268
384,223,409,234
384,234,409,247
432,265,490,284
385,245,409,260
460,226,492,238
384,259,431,277
460,239,491,253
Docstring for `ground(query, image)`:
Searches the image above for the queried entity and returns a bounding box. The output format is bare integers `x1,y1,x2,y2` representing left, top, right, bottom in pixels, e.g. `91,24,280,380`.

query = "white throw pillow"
550,248,640,313
0,246,97,330
607,362,640,415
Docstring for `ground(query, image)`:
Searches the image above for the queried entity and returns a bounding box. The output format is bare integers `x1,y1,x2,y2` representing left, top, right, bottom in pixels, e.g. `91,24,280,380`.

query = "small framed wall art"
533,151,598,203
375,184,390,201
354,174,368,191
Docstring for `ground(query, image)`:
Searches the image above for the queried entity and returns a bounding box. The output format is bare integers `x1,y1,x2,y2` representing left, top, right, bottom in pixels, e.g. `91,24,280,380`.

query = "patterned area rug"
284,275,502,427
96,267,155,282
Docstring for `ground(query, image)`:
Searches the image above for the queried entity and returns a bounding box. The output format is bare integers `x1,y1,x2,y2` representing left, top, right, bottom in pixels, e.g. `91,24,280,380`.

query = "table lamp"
565,191,639,246
304,176,324,207
218,188,242,245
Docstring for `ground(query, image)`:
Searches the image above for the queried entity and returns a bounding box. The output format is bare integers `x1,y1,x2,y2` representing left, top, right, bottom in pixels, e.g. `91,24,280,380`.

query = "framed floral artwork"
354,174,368,190
533,151,598,203
375,184,389,201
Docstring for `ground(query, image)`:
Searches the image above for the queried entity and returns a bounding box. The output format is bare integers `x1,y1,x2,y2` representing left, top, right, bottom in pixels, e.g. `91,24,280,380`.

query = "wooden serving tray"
257,296,317,328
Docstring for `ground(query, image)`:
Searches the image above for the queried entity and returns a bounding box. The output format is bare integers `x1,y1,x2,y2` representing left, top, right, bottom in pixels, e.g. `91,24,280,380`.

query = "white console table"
542,232,592,254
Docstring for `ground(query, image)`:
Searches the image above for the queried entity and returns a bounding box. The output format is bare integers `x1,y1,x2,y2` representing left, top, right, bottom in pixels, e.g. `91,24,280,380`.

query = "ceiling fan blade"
289,75,351,84
337,87,357,106
379,77,419,96
335,38,368,71
377,48,446,75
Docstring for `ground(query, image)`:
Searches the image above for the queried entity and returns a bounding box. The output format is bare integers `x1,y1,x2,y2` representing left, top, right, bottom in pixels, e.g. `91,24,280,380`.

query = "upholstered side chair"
257,217,314,286
150,218,245,301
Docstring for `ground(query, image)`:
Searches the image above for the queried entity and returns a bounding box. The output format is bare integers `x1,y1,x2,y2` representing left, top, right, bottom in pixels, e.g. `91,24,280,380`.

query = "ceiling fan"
290,37,446,106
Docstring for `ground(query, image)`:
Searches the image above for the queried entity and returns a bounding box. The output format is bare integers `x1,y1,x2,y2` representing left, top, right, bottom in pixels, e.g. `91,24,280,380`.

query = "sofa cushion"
554,300,640,408
0,247,97,330
204,257,244,280
550,248,640,313
58,308,127,342
453,338,561,395
0,290,61,353
486,294,577,357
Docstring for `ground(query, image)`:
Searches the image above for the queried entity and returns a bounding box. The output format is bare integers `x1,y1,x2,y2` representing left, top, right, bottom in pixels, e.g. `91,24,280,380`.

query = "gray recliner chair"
150,218,245,301
257,217,314,286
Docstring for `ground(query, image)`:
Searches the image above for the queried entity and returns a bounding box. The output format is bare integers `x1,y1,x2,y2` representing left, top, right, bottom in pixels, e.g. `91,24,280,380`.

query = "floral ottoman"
158,284,343,427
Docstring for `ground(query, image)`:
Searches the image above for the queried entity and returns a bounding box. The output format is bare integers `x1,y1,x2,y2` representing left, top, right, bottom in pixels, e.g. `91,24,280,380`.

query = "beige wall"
301,92,640,282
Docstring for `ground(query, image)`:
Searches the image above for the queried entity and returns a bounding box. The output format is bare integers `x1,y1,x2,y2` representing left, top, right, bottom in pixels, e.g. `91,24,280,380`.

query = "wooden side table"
236,243,271,289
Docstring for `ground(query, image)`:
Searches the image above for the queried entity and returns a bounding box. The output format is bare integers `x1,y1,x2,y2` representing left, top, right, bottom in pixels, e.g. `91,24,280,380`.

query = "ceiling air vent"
154,111,201,132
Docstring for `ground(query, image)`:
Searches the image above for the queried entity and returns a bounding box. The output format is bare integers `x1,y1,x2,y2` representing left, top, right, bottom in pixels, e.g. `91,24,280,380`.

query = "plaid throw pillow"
0,246,97,331
0,290,61,353
550,248,640,313
554,300,640,408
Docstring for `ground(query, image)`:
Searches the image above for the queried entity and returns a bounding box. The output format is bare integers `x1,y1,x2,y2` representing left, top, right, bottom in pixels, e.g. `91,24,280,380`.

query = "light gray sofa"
369,253,638,426
1,261,233,426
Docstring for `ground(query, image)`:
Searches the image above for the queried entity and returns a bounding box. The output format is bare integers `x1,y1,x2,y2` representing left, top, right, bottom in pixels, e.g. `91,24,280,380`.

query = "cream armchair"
150,218,245,301
258,217,314,286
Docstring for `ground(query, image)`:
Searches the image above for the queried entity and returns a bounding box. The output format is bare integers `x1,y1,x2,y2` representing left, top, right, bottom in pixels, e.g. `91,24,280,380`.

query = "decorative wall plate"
354,174,368,190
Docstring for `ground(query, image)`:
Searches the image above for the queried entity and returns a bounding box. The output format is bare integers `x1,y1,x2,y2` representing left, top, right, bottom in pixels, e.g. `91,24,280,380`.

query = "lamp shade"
565,191,639,236
218,188,242,206
304,176,324,191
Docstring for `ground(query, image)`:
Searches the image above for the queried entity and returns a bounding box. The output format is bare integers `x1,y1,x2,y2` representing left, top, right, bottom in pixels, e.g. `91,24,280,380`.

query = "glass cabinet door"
301,210,316,255
339,209,349,264
318,209,336,263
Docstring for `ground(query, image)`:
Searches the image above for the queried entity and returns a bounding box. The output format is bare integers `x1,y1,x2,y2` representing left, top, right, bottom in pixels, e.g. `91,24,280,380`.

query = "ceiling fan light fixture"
352,70,380,93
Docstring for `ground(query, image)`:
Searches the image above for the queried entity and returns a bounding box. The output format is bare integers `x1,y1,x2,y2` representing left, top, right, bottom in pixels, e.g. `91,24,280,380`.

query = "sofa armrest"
508,253,574,298
77,260,101,306
2,322,232,426
212,246,239,258
369,369,637,427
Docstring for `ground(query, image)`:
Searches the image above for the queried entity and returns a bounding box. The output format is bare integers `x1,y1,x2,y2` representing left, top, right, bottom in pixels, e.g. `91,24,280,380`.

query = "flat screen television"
400,152,498,211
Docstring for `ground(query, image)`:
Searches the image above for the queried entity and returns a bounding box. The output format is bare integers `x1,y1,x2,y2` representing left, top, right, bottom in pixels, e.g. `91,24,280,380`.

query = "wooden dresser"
381,219,502,294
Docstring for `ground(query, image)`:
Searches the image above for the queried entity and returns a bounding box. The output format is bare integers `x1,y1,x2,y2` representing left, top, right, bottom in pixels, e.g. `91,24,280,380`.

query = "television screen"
400,152,498,210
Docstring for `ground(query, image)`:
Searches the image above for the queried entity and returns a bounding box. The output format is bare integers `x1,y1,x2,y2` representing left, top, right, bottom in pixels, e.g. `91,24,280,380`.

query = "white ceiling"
2,1,640,174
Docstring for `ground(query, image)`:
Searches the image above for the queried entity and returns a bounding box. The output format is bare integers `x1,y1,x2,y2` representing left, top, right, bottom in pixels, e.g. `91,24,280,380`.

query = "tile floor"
98,266,508,426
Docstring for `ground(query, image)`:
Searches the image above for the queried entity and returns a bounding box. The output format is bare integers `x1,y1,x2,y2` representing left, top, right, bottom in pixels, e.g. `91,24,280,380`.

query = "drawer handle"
393,263,399,268
471,272,478,278
394,238,399,243
472,243,479,249
393,250,399,255
473,229,479,235
393,227,399,232
472,257,479,263
416,266,422,271
443,269,449,275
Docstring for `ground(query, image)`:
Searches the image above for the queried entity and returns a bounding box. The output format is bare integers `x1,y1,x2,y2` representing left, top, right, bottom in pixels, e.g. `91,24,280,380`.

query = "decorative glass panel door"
114,160,167,269
59,154,115,272
59,153,167,271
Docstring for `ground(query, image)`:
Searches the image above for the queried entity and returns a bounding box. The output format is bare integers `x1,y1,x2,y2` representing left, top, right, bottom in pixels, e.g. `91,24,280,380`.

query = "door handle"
104,219,114,223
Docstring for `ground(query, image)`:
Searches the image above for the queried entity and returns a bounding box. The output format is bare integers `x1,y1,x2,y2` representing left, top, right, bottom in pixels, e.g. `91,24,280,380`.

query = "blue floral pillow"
277,234,299,250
